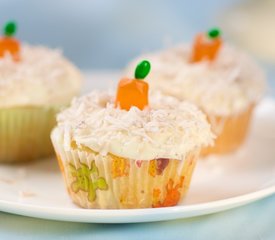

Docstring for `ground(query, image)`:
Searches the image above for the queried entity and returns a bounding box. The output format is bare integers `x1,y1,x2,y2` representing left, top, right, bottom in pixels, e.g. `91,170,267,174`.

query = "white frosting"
54,91,214,160
127,44,266,116
0,45,82,108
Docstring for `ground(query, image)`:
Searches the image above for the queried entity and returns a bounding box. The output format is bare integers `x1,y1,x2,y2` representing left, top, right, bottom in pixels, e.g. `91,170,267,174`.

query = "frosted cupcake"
0,21,82,162
51,60,214,209
127,28,266,155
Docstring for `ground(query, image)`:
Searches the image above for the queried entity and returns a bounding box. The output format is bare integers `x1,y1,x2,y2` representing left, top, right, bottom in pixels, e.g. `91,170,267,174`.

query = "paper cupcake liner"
51,128,200,209
0,106,60,163
201,105,254,156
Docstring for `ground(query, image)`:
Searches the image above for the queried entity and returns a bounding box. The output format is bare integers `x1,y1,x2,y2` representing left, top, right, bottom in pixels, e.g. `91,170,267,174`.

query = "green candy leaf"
4,21,17,37
207,28,221,39
135,60,151,79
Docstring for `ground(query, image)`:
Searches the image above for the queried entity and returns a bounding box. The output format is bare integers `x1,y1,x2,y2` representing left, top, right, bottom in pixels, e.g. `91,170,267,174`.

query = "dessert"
51,60,214,209
127,28,266,155
0,21,82,162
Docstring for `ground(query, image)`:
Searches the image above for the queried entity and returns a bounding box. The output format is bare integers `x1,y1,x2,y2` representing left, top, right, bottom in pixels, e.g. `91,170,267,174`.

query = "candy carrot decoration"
191,28,222,63
0,21,21,61
115,60,150,111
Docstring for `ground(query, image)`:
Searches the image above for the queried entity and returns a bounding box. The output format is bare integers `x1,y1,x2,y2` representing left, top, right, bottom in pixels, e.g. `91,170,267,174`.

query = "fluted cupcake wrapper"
201,105,254,156
0,106,60,163
51,128,200,209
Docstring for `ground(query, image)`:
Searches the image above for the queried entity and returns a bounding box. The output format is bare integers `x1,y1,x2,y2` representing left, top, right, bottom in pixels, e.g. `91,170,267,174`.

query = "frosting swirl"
53,91,214,160
0,45,82,108
127,44,266,116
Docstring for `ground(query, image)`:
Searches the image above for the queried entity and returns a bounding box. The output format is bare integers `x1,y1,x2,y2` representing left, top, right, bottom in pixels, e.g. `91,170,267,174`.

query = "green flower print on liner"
69,161,108,202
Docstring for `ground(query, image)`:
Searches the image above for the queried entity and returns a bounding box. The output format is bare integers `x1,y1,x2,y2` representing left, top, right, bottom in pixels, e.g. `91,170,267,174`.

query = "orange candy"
115,77,149,111
0,21,21,61
115,60,150,111
0,37,20,61
191,32,222,63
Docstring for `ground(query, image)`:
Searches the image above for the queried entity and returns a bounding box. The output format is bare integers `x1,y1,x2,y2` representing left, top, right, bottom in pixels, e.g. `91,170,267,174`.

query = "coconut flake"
126,44,266,116
0,44,82,107
56,91,214,160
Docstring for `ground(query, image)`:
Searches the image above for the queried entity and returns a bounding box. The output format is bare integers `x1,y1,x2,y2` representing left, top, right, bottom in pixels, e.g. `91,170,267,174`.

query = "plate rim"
0,184,274,223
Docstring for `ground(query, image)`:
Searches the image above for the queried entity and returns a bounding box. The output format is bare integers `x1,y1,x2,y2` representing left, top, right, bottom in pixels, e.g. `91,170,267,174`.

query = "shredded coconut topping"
55,91,214,160
127,44,266,116
0,45,82,108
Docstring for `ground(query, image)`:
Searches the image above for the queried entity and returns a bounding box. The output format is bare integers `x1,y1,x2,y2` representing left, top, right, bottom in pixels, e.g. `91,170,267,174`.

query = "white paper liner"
51,128,200,209
202,105,254,155
0,106,59,162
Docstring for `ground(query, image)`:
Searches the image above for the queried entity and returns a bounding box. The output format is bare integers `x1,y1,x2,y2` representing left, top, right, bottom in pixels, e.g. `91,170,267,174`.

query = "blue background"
0,0,241,69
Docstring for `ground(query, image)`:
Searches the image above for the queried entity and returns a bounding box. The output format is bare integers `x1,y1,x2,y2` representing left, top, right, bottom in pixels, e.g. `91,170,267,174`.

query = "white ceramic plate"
0,74,275,223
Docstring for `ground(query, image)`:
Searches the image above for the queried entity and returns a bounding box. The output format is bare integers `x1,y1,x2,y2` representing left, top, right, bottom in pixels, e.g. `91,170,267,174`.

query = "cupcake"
51,60,214,209
127,28,266,155
0,21,82,162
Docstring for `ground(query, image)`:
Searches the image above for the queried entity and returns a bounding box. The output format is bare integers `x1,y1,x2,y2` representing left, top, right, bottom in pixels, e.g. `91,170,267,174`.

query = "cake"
51,60,214,209
0,21,82,162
